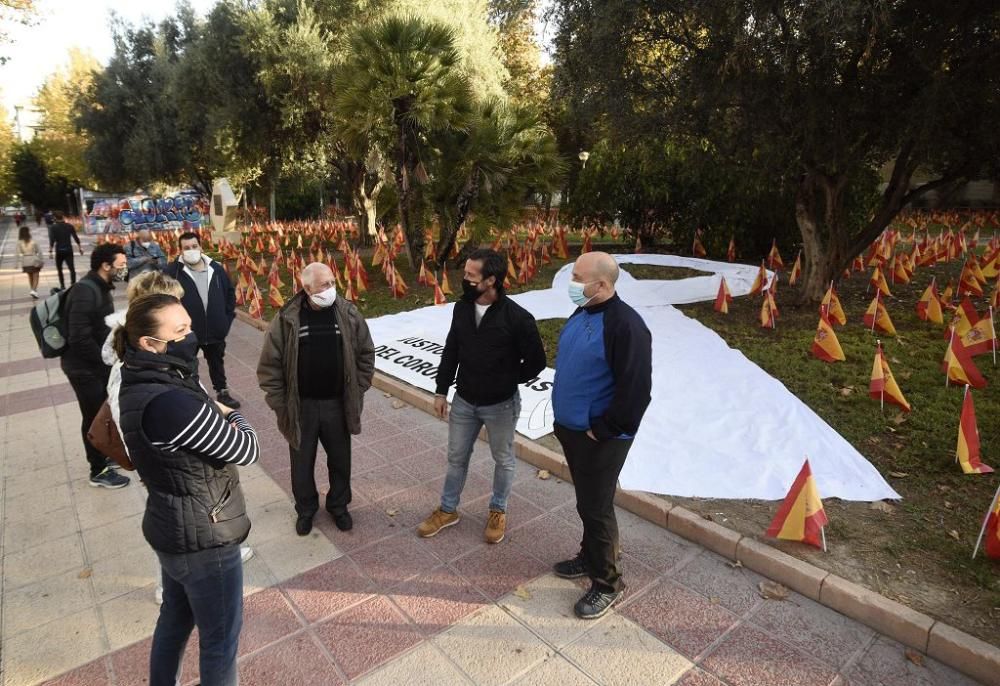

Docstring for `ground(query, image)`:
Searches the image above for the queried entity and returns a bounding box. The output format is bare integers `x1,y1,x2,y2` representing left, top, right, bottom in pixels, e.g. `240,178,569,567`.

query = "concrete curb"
234,309,1000,685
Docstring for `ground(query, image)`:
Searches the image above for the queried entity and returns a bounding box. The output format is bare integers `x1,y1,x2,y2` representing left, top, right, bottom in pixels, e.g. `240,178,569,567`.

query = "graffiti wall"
84,194,210,234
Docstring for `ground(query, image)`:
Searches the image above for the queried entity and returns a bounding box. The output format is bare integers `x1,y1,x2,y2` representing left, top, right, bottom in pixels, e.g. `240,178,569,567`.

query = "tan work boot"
417,508,460,538
484,509,506,544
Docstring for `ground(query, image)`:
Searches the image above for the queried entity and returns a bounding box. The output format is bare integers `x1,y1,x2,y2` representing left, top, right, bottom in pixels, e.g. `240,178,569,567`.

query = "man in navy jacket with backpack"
164,231,240,408
551,251,652,620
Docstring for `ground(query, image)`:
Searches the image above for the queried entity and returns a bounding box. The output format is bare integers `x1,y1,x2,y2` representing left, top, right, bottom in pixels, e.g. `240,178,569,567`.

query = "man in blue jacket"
124,228,166,279
551,251,652,619
164,231,240,408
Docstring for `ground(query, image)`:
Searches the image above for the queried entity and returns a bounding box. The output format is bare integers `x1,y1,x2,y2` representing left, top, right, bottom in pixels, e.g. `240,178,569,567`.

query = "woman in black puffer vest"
115,293,259,686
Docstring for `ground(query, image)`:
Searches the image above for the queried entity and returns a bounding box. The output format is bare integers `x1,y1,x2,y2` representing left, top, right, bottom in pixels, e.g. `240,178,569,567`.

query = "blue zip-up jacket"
552,294,652,440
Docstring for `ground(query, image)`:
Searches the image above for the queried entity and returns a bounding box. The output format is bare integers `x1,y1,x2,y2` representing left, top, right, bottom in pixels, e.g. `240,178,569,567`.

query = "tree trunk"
435,174,478,270
798,172,849,303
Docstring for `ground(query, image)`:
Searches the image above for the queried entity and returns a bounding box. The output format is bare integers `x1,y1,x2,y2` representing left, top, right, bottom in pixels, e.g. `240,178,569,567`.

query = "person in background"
125,228,166,279
551,251,652,619
102,272,254,605
61,242,131,489
16,224,43,298
257,262,375,536
49,210,83,290
115,294,257,686
164,231,241,408
417,249,546,544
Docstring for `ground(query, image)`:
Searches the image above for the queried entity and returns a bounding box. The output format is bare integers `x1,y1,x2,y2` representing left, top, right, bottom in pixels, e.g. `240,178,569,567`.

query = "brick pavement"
0,218,982,685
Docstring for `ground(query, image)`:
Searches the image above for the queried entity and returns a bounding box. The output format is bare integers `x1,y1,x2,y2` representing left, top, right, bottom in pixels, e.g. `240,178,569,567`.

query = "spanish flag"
811,313,845,362
945,296,979,340
433,283,447,306
714,277,732,314
749,261,768,296
692,232,707,258
974,486,1000,559
760,289,778,328
440,270,452,295
869,267,891,297
960,314,996,357
766,459,828,550
943,331,987,388
956,388,993,474
870,342,910,412
863,293,896,335
727,236,736,262
916,278,940,321
767,239,784,271
890,256,910,284
959,264,984,297
789,251,802,285
820,284,847,326
267,283,284,309
248,287,264,320
581,232,593,254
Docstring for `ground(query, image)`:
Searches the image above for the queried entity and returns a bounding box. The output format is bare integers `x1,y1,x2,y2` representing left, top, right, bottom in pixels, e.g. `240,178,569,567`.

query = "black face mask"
163,331,200,362
461,278,482,302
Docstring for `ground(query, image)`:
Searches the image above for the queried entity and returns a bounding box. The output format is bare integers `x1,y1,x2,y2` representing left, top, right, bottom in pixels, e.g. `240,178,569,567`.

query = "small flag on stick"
766,459,829,551
956,386,993,474
972,483,1000,560
811,311,845,362
870,340,910,412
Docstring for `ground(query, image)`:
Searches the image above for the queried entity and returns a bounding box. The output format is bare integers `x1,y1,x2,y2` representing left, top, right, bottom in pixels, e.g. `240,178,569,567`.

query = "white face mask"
140,241,151,248
182,248,202,265
310,286,337,308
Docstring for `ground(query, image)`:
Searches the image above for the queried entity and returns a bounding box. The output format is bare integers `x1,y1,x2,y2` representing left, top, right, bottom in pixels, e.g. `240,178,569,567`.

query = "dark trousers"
55,249,76,289
64,366,110,477
150,545,243,686
290,396,352,518
200,342,228,393
554,423,633,593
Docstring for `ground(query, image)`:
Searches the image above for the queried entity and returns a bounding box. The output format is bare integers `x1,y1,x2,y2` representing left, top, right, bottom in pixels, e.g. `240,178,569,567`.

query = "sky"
1,0,556,135
1,0,218,129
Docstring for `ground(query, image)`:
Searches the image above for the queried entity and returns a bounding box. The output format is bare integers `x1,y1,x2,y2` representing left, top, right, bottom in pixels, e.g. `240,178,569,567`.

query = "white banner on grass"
373,333,556,439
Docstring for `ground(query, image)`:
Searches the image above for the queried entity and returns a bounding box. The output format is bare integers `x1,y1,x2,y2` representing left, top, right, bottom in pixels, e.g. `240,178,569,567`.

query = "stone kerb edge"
236,310,1000,685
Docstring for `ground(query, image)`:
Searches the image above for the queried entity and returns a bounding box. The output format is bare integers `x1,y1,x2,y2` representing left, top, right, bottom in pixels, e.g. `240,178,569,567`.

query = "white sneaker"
29,290,38,299
240,546,254,564
154,585,163,605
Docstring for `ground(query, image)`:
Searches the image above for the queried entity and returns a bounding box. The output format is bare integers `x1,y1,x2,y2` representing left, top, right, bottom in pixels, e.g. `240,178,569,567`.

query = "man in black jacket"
48,211,83,290
61,242,131,489
417,249,546,544
164,232,240,408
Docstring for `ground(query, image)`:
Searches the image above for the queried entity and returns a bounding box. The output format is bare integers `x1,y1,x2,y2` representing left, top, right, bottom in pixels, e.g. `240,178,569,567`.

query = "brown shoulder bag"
87,401,134,470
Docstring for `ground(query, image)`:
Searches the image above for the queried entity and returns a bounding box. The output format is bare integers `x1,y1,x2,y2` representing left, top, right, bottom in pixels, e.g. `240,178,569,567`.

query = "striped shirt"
144,390,259,466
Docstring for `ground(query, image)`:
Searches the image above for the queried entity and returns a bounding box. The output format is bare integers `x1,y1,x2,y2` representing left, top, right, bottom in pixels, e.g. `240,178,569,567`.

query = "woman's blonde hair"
126,271,185,303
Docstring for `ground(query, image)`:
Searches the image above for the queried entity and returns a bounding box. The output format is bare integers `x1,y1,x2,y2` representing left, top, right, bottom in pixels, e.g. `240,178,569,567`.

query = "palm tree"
428,99,565,268
334,15,473,266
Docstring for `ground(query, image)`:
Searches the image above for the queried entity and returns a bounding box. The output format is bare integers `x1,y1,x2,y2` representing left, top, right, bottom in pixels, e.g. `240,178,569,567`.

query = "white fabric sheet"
367,255,900,501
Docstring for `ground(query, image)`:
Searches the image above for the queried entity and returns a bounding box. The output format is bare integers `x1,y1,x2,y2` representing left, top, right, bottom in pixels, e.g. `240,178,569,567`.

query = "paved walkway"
0,217,982,685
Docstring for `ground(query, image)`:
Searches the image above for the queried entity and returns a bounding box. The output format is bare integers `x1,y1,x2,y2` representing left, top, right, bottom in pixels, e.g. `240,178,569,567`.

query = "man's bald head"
570,251,618,306
301,262,335,294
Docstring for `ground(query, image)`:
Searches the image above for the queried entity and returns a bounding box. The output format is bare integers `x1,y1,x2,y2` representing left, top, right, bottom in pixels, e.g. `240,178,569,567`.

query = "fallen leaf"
944,501,953,509
888,471,909,478
709,596,721,605
870,500,895,514
383,392,392,398
904,649,925,667
78,568,92,579
839,387,854,397
536,469,550,480
513,586,532,600
948,530,960,541
726,560,744,569
891,413,907,425
758,580,790,601
385,508,400,517
391,400,406,410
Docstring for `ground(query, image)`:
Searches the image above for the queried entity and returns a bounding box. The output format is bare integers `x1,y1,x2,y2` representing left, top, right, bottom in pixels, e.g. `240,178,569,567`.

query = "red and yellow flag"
979,490,1000,559
789,251,802,285
811,313,845,362
959,264,984,297
267,283,285,309
870,342,910,412
760,289,778,329
727,236,736,262
440,270,452,295
820,284,847,326
433,283,447,306
869,267,891,297
862,293,896,335
692,232,707,258
956,388,994,475
748,261,768,296
916,278,941,322
942,331,987,389
767,239,784,271
714,277,732,314
945,296,979,340
766,459,828,550
960,315,996,357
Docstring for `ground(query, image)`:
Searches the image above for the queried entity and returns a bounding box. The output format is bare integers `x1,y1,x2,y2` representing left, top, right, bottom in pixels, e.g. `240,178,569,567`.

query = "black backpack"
29,280,100,358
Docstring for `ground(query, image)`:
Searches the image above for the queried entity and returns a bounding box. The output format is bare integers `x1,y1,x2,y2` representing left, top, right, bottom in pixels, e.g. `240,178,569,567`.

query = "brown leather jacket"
256,292,375,449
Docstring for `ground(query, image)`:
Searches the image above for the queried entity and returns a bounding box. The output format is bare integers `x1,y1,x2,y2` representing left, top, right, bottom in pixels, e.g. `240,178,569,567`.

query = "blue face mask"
568,280,596,308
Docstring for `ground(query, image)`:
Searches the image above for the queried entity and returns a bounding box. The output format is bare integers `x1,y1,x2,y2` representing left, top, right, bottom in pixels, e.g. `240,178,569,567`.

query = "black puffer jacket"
119,349,250,554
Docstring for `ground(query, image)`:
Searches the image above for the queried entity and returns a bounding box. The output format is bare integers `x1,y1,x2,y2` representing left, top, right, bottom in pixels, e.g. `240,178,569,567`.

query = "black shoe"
295,515,313,536
574,583,624,620
89,468,131,490
217,390,241,409
554,554,589,579
332,511,353,531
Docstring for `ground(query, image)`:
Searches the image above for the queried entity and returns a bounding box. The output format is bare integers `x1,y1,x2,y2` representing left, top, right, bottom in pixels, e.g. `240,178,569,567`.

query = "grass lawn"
676,254,1000,642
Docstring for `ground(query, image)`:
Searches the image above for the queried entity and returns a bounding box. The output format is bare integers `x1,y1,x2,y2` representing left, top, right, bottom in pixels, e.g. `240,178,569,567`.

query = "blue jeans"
441,392,521,513
150,545,243,686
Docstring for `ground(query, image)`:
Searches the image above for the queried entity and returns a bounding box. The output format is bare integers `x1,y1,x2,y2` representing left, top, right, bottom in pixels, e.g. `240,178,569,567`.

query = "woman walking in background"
115,294,258,686
16,225,43,298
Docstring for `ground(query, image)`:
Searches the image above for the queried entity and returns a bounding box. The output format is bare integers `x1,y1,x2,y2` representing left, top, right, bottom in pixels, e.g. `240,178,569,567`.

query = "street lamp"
578,151,590,168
